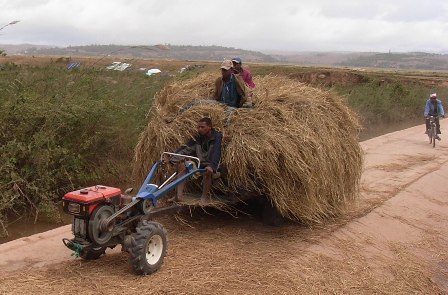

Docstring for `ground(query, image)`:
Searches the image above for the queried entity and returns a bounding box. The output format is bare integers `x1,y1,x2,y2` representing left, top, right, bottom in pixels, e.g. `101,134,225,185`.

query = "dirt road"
1,124,447,294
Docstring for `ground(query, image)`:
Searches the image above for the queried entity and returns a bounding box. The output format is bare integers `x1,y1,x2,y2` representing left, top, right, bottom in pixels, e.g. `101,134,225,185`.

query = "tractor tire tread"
128,221,168,275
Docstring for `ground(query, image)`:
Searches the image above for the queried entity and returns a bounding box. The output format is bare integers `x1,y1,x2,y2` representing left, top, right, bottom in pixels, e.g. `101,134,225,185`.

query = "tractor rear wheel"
128,220,167,275
80,246,106,260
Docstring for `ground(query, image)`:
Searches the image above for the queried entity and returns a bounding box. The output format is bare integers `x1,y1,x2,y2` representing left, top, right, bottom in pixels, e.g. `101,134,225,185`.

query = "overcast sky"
1,0,447,53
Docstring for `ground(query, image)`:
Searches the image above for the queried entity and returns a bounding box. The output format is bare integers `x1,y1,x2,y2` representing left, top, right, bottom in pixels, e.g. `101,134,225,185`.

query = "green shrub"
0,64,171,235
333,78,435,124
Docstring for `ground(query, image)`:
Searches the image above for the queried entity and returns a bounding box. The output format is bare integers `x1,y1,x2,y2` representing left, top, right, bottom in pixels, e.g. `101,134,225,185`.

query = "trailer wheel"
129,220,167,275
262,200,285,226
80,246,106,260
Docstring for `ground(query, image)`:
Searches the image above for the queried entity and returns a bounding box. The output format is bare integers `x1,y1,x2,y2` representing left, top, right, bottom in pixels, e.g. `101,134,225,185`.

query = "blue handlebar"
136,160,206,206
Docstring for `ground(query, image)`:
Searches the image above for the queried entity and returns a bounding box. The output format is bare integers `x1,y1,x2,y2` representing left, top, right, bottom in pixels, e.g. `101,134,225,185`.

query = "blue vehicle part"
135,160,206,207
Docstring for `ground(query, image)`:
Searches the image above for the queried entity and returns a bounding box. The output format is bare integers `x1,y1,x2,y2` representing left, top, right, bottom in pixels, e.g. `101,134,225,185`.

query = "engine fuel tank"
64,185,122,203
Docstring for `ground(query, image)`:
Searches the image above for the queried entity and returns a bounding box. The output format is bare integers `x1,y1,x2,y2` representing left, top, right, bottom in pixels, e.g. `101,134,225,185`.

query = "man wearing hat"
232,57,256,91
424,92,445,140
213,60,247,108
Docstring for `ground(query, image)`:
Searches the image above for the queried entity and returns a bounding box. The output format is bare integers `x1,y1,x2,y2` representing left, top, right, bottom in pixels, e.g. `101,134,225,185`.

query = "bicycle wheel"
432,126,436,148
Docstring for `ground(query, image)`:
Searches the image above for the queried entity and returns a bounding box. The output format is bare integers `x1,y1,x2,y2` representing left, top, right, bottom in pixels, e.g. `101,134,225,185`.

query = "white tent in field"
145,69,161,76
106,62,131,71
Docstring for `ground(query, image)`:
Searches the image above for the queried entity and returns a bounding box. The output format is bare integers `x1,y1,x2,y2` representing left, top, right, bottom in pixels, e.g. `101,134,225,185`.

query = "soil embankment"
1,124,447,294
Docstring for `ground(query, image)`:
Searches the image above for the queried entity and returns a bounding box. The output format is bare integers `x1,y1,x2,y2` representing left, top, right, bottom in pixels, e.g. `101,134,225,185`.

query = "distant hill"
264,51,375,66
3,44,276,63
266,51,448,70
0,44,54,54
2,44,448,70
336,52,448,70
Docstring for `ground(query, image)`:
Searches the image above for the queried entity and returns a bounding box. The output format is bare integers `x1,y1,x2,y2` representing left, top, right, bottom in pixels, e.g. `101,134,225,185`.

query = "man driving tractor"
166,117,222,204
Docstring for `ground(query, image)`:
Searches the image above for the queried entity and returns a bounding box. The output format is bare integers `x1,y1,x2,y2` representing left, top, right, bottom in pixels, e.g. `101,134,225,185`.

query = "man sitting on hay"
213,60,252,108
166,117,222,205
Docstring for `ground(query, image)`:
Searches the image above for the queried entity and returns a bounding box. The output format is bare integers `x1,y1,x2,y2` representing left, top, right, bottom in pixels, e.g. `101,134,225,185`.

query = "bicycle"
426,115,439,148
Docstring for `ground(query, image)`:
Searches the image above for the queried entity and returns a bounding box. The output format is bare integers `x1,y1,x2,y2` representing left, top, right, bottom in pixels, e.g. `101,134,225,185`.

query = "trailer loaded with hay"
61,73,363,275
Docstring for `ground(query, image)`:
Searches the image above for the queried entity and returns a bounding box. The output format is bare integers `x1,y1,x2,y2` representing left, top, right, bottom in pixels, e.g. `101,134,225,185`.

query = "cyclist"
424,93,445,140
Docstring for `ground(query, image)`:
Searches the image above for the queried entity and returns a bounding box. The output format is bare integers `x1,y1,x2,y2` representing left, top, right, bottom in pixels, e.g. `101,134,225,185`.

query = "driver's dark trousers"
425,117,441,134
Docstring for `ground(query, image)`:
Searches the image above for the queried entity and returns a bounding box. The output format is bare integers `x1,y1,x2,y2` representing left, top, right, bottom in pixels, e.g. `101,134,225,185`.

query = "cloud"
319,0,448,22
0,0,448,52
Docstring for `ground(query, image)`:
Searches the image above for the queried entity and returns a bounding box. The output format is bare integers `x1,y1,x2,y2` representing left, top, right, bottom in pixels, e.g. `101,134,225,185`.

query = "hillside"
3,44,448,70
2,44,276,63
338,52,448,70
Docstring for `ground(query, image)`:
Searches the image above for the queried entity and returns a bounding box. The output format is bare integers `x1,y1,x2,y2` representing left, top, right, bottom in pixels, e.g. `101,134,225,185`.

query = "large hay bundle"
134,73,363,223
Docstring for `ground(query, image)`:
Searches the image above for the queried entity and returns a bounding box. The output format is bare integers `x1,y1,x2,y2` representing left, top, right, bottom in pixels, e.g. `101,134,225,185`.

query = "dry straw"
134,73,363,224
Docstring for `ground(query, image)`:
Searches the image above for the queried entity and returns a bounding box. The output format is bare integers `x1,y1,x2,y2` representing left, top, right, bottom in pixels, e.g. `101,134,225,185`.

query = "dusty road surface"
1,124,447,294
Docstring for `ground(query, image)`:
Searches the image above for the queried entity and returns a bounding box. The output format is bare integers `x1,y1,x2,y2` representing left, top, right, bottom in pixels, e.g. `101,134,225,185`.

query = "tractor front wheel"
129,220,168,275
80,246,106,260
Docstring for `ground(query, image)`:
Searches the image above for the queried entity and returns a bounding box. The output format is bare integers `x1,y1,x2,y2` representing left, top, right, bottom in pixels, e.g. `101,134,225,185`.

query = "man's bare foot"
199,197,210,205
168,195,184,203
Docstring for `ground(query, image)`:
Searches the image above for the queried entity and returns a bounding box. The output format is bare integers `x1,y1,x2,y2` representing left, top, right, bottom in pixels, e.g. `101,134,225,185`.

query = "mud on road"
1,124,448,294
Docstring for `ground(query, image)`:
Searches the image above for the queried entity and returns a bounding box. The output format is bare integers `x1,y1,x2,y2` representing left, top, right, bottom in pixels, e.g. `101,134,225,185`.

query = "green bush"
333,78,436,124
0,64,171,235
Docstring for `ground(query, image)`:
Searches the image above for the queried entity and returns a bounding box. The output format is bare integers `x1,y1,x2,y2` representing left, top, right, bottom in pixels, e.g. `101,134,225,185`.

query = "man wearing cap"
424,93,445,140
232,57,256,90
213,60,247,108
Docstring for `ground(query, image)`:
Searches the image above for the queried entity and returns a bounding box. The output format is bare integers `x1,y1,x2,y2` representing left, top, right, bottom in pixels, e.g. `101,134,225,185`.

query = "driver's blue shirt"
424,99,445,117
218,74,240,108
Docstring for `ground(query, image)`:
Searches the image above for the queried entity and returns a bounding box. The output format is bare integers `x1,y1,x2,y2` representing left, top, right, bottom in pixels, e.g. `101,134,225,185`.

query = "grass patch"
333,78,445,124
0,62,171,235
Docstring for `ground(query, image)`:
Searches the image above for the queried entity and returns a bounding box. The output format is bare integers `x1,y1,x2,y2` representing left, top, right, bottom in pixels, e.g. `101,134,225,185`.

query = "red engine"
62,185,122,217
61,176,168,274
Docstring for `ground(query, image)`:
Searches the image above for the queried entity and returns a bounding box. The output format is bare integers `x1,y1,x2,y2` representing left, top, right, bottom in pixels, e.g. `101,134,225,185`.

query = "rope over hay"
134,73,363,224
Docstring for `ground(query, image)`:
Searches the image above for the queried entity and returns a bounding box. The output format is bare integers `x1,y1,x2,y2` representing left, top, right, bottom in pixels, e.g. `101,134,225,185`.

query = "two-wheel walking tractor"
62,153,205,275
